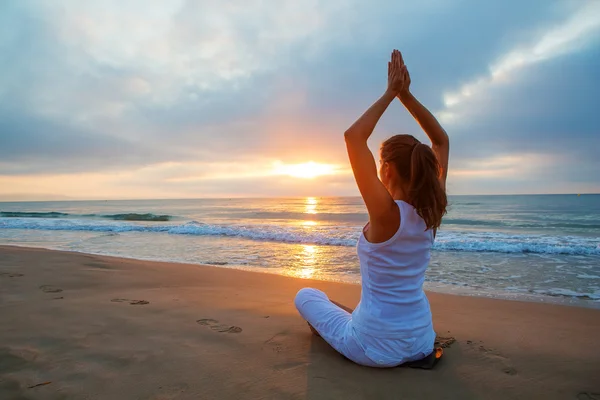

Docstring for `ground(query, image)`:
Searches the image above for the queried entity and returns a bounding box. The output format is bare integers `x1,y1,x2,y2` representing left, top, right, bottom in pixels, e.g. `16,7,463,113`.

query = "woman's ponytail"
381,135,447,230
408,143,447,230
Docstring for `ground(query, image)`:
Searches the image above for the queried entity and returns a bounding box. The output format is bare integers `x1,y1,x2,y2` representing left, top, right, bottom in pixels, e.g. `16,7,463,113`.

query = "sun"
273,161,337,179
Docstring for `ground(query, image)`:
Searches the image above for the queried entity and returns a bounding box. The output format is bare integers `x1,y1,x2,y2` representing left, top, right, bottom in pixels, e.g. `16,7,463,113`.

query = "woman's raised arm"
344,51,407,240
395,51,449,190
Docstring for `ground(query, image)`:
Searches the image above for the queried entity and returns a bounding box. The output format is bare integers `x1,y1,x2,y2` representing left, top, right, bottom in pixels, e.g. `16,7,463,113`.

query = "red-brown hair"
381,134,447,230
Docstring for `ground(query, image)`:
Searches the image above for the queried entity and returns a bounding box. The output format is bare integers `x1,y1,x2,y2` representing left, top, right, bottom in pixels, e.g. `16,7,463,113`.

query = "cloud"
0,0,598,198
439,1,600,124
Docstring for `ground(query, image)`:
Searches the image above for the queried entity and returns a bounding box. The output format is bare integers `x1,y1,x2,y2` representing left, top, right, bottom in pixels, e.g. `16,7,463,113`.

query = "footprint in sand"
466,340,518,376
111,298,149,305
0,347,36,373
0,272,24,278
263,331,290,353
196,318,242,333
39,285,62,293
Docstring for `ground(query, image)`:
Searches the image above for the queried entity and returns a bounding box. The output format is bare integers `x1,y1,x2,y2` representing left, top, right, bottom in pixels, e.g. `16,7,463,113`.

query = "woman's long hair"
381,134,447,230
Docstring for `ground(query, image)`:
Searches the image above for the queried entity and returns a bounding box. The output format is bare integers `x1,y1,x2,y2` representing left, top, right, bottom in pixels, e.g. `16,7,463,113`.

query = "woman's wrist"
383,89,398,101
397,90,413,102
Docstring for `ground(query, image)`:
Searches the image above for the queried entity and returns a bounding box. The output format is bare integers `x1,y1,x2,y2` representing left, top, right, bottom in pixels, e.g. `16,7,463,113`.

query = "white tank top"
352,200,434,338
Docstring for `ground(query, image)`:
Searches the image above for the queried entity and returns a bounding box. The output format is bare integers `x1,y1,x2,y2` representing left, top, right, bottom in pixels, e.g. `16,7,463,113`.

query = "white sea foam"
532,288,600,300
2,217,599,256
576,274,600,279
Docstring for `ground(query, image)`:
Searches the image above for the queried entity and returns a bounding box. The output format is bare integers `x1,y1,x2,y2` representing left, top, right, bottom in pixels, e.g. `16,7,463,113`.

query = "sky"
0,0,599,200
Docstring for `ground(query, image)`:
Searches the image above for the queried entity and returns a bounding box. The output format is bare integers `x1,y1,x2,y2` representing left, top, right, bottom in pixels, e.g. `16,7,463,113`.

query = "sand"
0,245,599,400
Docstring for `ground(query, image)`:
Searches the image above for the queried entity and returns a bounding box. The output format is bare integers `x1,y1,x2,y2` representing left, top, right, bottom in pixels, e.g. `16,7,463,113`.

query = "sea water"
1,195,599,307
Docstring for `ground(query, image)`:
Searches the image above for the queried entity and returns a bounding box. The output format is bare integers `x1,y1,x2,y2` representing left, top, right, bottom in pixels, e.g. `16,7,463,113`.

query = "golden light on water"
282,243,324,280
296,245,317,279
305,196,318,214
300,220,317,226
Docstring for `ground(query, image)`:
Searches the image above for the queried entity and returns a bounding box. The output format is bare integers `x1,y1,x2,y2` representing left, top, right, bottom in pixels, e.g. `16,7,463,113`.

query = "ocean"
1,195,599,307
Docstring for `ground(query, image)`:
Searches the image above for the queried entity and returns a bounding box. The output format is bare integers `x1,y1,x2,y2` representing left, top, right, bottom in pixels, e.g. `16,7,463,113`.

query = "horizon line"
1,192,599,203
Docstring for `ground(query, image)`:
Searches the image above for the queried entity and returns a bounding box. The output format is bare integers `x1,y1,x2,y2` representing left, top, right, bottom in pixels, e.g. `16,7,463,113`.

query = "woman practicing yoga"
295,49,449,368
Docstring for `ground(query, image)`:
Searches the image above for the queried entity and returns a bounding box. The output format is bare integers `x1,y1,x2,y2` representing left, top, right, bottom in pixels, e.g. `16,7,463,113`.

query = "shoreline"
1,245,599,399
2,243,598,310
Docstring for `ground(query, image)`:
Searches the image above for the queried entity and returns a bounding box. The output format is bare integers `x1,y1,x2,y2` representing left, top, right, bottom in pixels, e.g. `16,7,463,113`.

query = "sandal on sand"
403,347,443,370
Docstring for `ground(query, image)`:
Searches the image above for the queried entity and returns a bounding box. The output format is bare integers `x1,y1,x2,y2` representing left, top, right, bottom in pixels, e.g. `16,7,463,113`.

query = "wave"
226,211,368,223
0,211,172,222
434,234,600,255
442,218,600,230
576,274,600,280
543,222,600,230
442,218,502,227
4,210,598,231
216,211,600,231
0,211,69,218
1,217,599,256
424,280,600,301
101,213,172,221
531,288,600,300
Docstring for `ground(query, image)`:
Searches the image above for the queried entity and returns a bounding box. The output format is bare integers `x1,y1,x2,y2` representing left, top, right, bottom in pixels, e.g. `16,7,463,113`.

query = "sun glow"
273,161,337,179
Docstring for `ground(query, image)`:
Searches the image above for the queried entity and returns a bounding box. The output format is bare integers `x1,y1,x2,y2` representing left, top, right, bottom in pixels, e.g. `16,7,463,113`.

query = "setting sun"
273,161,338,179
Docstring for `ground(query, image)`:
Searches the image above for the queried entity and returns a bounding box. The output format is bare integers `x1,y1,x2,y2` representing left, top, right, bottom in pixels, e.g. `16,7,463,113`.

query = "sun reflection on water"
284,244,320,279
305,197,318,214
283,198,325,279
300,220,317,226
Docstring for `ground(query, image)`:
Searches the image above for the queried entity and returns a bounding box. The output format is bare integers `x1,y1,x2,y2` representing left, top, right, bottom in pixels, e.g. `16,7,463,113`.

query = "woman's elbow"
344,129,362,143
433,130,449,147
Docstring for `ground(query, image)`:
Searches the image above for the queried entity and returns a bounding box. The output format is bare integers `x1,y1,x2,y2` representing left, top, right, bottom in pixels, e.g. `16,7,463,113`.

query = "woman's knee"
294,287,325,311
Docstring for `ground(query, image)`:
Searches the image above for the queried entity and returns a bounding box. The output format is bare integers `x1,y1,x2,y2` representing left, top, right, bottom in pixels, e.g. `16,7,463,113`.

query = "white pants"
294,287,433,368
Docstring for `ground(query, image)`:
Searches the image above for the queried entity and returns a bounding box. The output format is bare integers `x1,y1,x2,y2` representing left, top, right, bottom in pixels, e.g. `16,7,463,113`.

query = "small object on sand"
404,347,444,370
466,340,472,344
53,296,64,300
28,381,51,389
435,336,456,348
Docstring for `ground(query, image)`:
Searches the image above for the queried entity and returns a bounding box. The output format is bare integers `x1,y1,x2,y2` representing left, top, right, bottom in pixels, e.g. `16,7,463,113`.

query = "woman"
294,49,449,368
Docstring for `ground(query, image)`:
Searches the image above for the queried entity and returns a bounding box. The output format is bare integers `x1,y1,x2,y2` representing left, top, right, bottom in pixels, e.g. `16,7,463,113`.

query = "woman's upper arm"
345,137,398,232
432,139,449,191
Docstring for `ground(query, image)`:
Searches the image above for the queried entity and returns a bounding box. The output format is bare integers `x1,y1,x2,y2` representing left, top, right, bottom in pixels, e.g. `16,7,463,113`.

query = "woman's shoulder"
395,200,434,240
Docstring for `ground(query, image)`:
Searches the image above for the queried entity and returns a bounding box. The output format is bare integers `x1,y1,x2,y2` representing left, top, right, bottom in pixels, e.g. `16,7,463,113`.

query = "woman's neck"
389,186,409,202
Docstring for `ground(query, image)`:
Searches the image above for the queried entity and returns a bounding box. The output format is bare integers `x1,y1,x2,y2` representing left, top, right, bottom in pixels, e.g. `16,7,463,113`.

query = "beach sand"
0,245,599,399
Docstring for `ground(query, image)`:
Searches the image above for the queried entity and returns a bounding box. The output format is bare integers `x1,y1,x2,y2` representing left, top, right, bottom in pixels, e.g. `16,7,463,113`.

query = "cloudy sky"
1,0,599,200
